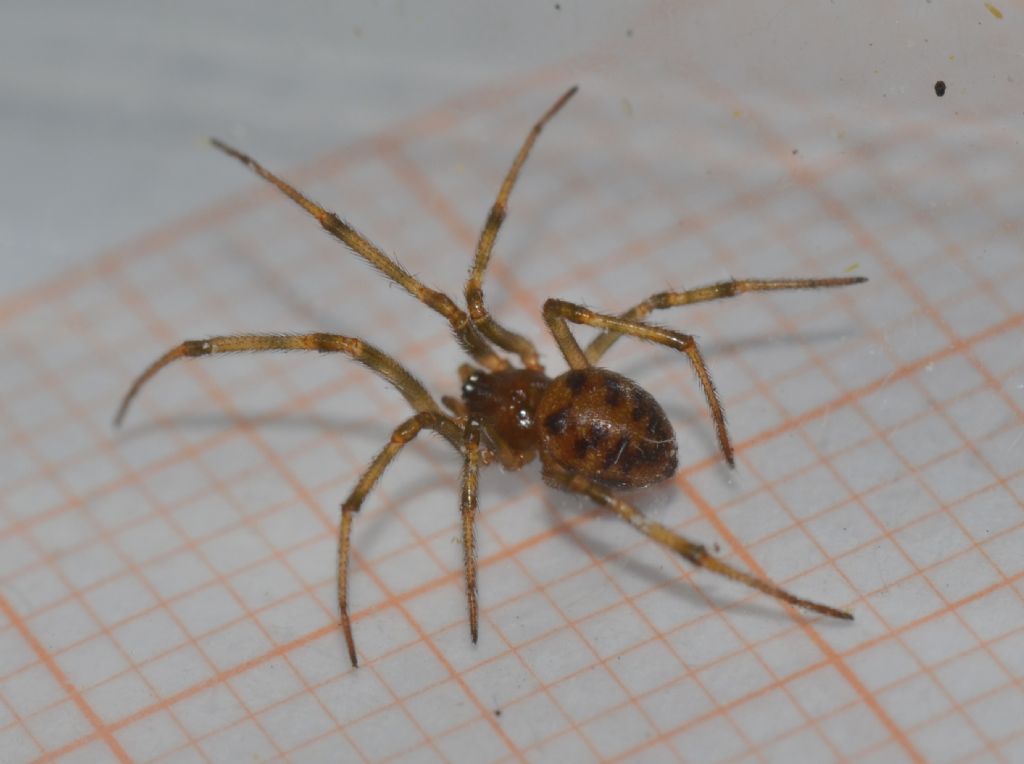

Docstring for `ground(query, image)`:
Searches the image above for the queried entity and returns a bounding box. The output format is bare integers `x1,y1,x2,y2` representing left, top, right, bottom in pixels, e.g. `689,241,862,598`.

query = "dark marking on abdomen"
544,407,569,435
565,370,587,394
537,368,679,490
603,375,625,407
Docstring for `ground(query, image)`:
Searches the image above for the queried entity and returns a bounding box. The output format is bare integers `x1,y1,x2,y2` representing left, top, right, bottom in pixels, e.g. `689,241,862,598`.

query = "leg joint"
428,291,465,324
392,411,442,442
649,292,675,310
681,543,708,566
182,339,211,356
484,204,506,232
392,420,423,442
311,333,358,354
721,279,738,297
669,333,695,352
542,298,577,320
466,286,486,321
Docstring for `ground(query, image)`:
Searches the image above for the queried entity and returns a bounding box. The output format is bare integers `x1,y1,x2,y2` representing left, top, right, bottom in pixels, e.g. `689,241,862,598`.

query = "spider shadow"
118,406,523,548
222,236,348,331
610,325,858,379
541,484,817,626
699,326,859,358
119,410,851,630
355,457,472,550
609,324,861,470
116,410,395,443
360,462,542,543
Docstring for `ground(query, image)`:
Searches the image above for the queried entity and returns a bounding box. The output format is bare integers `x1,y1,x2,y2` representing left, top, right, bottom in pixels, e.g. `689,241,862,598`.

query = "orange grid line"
8,277,1024,761
0,592,130,762
666,70,1022,764
11,433,1024,758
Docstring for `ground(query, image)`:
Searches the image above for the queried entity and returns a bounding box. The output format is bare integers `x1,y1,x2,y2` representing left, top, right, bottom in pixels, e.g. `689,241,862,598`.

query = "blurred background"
3,1,1019,296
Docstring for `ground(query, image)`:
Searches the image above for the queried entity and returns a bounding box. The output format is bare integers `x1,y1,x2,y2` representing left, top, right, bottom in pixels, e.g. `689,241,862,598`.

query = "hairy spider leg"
542,298,733,467
585,276,868,364
209,139,508,372
114,333,461,447
464,85,578,370
545,465,853,621
337,411,468,666
460,419,484,644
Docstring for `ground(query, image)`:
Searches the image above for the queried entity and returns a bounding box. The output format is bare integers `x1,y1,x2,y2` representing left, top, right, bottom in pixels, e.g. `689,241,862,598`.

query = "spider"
116,86,864,667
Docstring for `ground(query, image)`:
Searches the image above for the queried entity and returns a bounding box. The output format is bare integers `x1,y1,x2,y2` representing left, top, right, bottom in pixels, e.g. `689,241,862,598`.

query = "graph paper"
3,52,1024,764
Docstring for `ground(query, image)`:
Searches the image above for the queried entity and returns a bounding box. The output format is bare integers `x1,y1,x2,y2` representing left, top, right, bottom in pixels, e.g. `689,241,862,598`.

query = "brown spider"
116,86,863,667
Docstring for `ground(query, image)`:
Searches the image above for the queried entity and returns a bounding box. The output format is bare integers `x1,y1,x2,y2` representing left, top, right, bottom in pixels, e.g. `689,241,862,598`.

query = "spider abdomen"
537,368,678,489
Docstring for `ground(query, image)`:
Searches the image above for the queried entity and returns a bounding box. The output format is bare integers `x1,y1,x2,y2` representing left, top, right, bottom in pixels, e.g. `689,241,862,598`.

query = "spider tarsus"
342,622,358,668
785,591,854,621
697,549,853,622
112,402,135,429
718,430,735,468
824,605,855,621
207,136,240,162
823,276,867,290
113,384,139,429
541,85,578,123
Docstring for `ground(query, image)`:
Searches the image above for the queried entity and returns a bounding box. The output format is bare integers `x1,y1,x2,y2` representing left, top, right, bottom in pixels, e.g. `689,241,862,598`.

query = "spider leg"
460,419,484,644
114,333,462,447
543,298,734,466
209,139,507,372
338,411,464,666
585,276,868,364
442,395,468,418
464,86,578,370
544,464,853,621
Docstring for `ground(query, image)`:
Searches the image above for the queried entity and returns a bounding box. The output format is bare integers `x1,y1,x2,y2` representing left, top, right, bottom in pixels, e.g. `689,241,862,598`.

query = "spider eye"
462,373,481,395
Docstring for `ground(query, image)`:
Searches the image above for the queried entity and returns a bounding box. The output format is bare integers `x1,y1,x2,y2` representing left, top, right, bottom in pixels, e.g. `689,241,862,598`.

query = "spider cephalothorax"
459,366,550,470
117,86,864,667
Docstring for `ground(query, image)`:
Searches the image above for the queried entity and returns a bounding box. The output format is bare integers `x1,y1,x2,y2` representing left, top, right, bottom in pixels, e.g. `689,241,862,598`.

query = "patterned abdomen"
537,368,678,489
